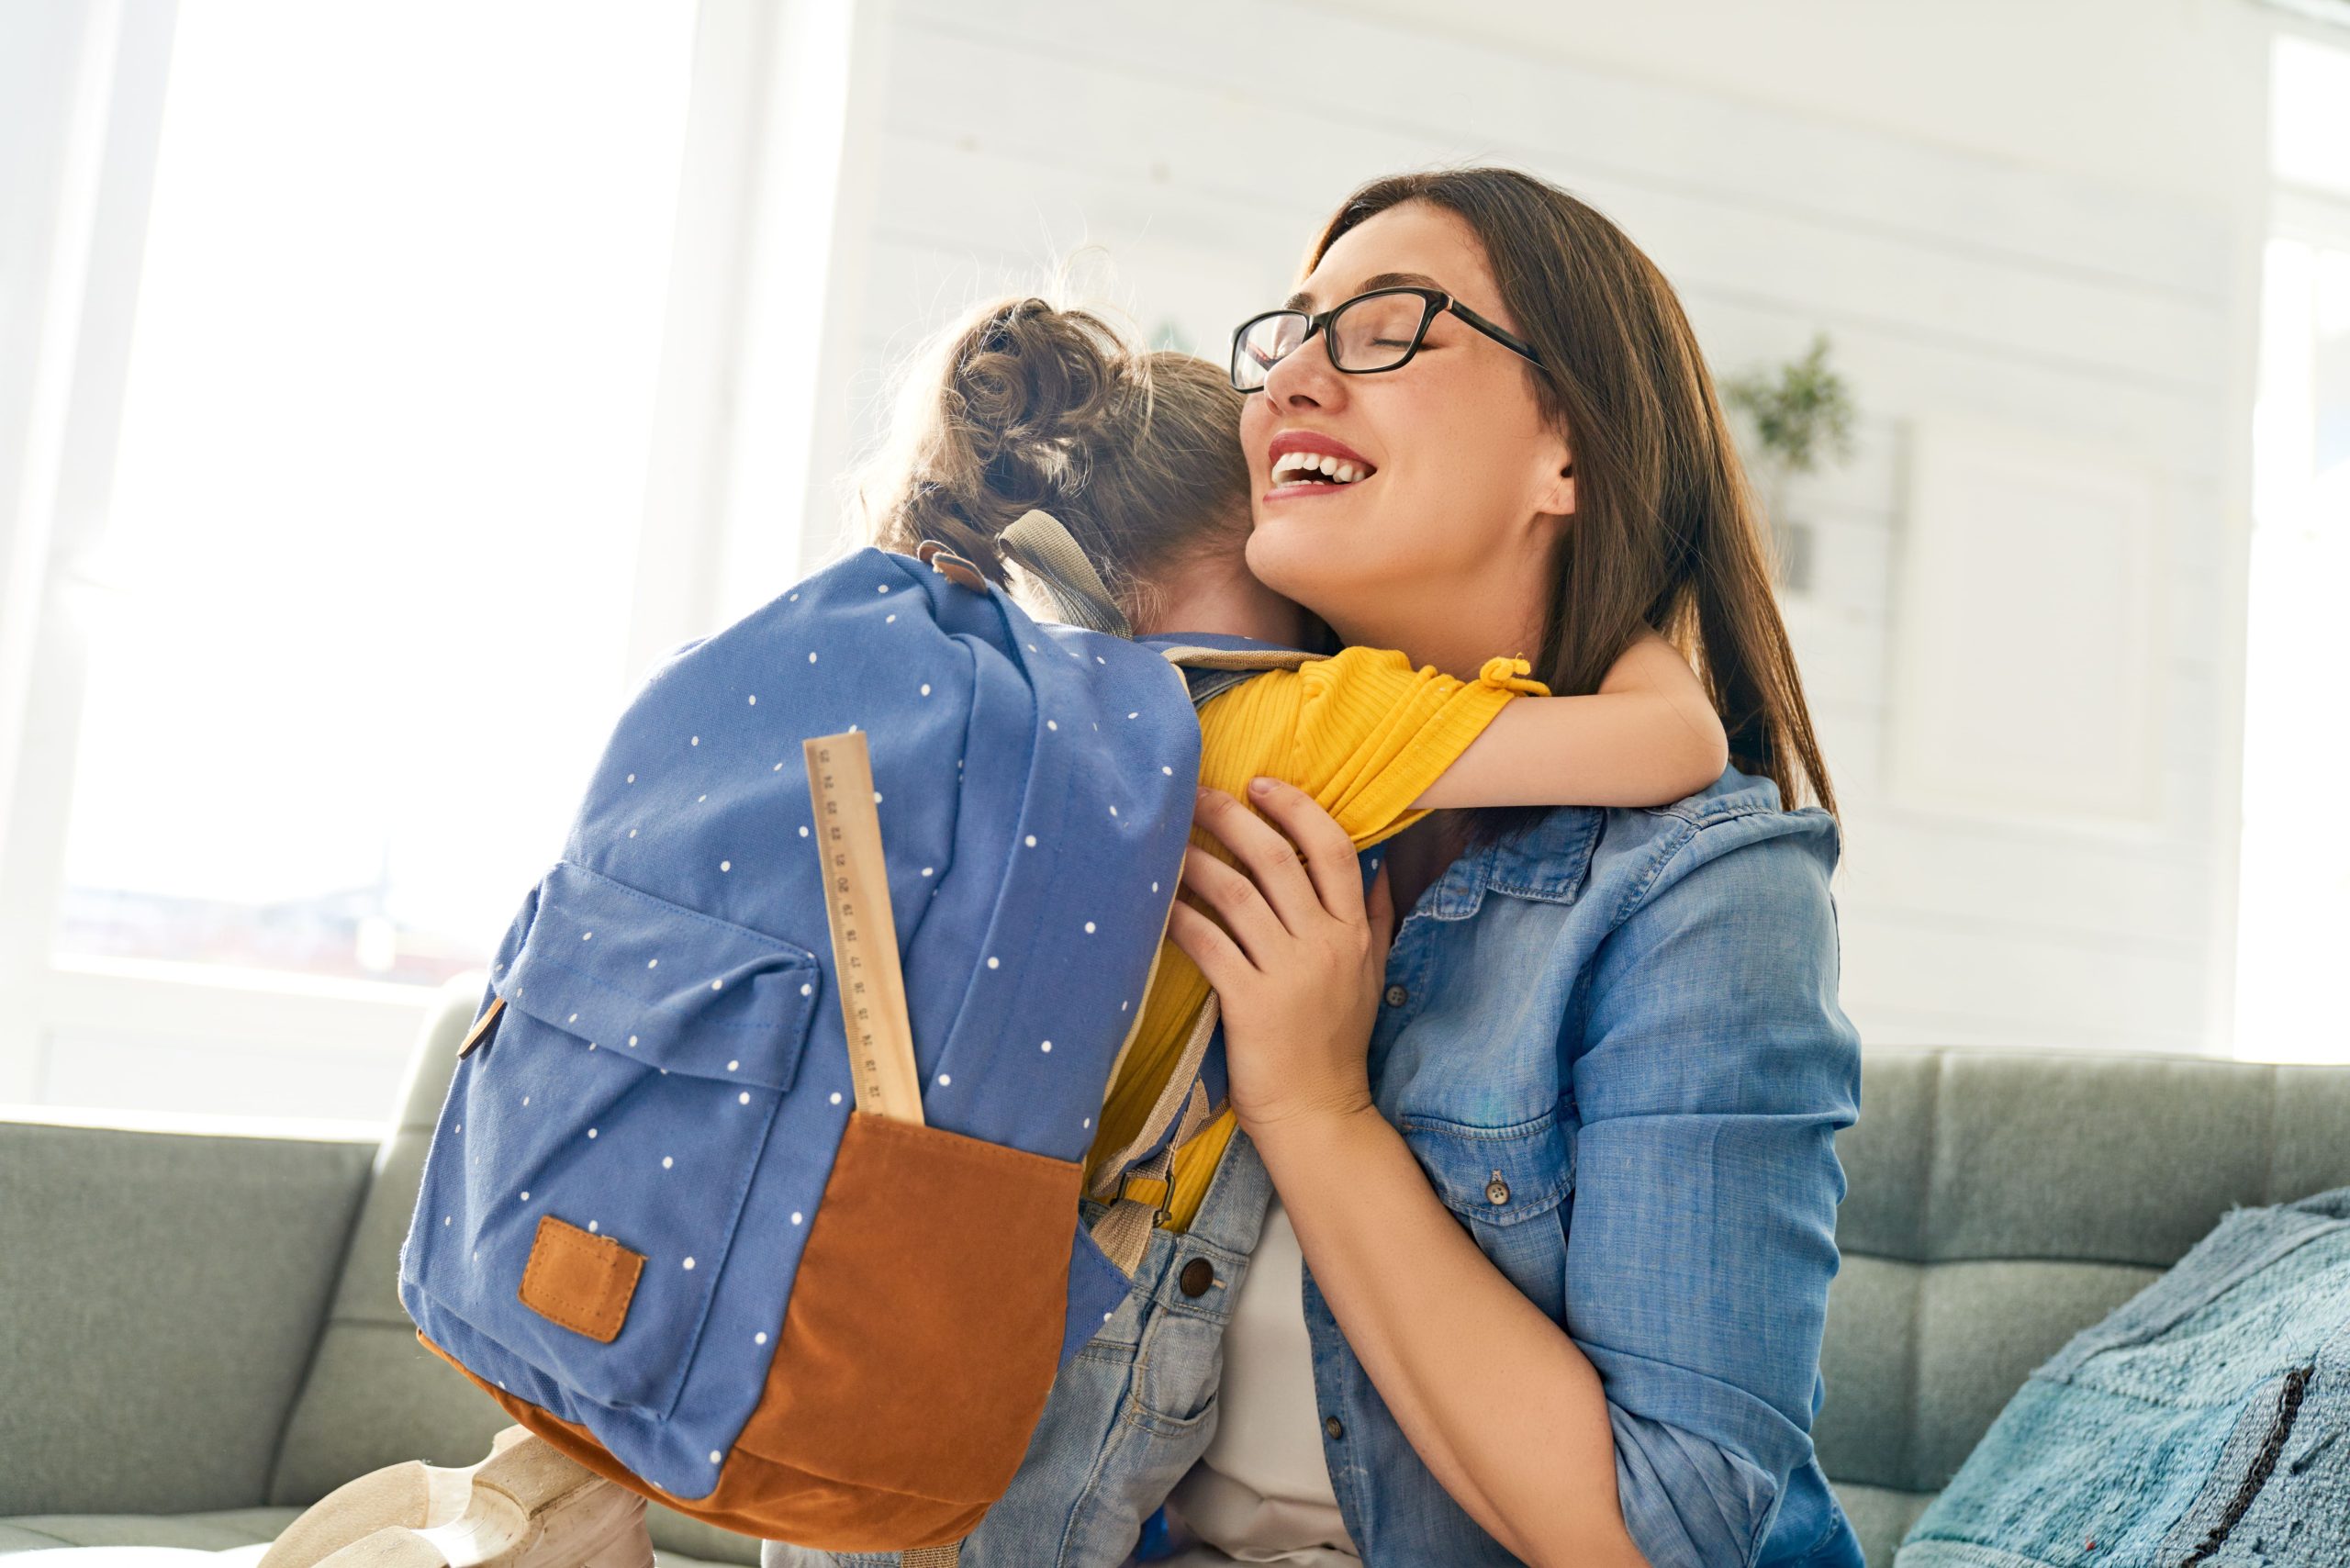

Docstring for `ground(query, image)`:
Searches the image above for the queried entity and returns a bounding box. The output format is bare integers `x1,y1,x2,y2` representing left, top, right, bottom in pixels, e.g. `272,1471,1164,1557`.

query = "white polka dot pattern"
404,547,1234,1501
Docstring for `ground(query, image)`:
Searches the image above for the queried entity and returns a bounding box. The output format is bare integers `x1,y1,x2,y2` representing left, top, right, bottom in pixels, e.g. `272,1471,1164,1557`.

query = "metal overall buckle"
1116,1169,1174,1229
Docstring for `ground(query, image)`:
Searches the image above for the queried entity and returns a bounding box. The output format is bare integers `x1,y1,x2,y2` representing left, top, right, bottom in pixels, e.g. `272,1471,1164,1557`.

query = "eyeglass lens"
1233,292,1433,388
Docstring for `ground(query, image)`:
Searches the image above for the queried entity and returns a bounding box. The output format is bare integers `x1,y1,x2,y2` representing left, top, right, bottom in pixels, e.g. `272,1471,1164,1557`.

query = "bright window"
2234,33,2350,1065
51,2,698,990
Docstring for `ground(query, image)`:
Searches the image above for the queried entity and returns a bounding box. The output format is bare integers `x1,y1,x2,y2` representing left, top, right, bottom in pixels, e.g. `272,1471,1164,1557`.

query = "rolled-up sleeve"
1563,814,1861,1568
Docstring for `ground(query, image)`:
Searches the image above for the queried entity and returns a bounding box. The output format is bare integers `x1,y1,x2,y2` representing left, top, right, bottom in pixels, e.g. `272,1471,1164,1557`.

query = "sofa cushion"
1895,1186,2350,1563
0,1505,745,1568
1837,1048,2350,1268
0,1508,302,1554
1818,1254,2160,1494
1818,1046,2350,1552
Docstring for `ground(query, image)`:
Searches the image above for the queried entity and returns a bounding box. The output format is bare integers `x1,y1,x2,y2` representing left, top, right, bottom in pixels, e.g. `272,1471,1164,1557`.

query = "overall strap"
1082,641,1320,1277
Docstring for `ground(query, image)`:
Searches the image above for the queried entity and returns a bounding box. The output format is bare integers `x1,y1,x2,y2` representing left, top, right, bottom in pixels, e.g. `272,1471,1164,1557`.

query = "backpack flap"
407,858,822,1423
503,858,822,1092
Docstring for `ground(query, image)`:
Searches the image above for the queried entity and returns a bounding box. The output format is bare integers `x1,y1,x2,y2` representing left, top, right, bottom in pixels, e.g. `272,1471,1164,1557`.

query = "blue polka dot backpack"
396,512,1312,1563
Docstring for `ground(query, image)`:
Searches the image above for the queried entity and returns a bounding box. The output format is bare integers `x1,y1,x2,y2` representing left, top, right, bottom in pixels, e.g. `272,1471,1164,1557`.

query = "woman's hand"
1168,778,1397,1138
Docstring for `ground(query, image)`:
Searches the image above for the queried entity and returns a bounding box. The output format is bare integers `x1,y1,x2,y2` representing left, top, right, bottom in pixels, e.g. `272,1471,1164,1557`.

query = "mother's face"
1237,200,1574,653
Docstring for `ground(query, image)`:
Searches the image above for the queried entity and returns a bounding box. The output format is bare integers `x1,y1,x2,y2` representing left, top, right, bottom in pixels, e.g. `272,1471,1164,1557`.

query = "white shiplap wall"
818,0,2254,1057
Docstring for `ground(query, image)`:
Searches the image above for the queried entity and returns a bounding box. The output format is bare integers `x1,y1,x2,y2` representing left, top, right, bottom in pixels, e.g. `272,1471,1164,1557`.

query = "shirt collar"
1430,764,1788,919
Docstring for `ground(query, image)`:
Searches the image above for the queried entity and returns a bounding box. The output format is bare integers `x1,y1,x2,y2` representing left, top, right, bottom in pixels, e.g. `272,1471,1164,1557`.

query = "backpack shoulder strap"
968,532,1326,1244
1155,643,1319,707
1091,635,1318,1121
996,509,1132,638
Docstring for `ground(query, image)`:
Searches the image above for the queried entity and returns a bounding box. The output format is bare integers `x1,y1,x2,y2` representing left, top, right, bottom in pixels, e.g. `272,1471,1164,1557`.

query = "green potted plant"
1721,331,1857,595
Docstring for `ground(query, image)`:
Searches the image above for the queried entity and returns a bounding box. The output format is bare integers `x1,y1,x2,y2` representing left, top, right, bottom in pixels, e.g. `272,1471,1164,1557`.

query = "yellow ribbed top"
1082,647,1549,1232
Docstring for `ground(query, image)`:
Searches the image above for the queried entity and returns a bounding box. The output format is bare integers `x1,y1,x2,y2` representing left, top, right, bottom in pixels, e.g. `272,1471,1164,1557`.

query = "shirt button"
1485,1171,1511,1204
1324,1415,1345,1440
1179,1257,1214,1296
1382,985,1408,1008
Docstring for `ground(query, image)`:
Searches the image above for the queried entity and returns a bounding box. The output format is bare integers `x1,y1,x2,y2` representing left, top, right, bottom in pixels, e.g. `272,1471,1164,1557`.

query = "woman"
767,165,1861,1568
1154,168,1859,1568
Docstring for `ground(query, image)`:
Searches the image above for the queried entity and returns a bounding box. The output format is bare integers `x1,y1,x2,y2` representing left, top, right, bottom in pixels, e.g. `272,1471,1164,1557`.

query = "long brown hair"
854,294,1251,633
1307,168,1839,835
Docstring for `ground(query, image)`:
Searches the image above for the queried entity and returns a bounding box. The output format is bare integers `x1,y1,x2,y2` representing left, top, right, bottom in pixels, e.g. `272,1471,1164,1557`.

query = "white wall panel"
835,0,2261,1056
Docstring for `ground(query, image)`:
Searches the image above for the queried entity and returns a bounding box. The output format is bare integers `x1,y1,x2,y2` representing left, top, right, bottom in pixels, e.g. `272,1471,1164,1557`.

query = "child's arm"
1409,630,1729,810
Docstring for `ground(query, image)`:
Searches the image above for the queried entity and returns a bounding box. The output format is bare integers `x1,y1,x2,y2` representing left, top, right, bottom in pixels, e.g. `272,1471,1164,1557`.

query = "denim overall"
759,1109,1279,1568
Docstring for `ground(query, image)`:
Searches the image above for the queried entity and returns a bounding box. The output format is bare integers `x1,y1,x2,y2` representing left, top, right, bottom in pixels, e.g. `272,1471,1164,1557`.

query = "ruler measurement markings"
803,734,925,1126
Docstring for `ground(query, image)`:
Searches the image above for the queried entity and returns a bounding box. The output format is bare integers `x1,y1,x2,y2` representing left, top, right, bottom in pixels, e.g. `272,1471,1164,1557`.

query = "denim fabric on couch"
1817,1041,2350,1560
4,974,2348,1567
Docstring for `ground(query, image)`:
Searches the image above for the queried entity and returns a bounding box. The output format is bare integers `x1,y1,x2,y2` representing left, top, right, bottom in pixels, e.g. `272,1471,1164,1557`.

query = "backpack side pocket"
733,1109,1082,1548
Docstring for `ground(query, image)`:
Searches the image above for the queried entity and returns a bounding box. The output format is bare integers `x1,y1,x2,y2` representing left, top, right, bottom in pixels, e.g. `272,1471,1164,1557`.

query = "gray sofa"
4,974,2346,1567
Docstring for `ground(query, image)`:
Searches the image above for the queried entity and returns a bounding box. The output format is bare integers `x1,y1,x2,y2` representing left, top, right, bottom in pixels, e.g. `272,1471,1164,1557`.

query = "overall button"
1324,1416,1345,1440
1382,985,1408,1008
1179,1257,1214,1296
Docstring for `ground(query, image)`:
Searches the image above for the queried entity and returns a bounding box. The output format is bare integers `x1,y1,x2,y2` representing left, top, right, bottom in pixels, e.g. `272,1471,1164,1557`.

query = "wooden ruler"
802,731,925,1126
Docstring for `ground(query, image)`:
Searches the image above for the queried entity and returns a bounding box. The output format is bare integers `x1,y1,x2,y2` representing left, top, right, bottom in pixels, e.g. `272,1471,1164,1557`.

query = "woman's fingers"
1368,859,1396,966
1177,846,1287,969
1166,896,1249,992
1238,778,1365,925
1190,787,1326,936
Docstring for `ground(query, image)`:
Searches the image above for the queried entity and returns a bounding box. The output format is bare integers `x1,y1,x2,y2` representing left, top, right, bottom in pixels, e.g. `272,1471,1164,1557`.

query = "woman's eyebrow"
1282,270,1448,310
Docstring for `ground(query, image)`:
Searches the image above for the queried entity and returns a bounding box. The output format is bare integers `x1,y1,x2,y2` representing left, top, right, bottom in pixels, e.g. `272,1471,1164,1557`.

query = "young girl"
856,293,1729,1236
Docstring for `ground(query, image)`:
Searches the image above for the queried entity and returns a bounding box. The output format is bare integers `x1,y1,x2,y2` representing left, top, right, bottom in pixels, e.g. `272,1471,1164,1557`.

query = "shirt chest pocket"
1398,1107,1574,1325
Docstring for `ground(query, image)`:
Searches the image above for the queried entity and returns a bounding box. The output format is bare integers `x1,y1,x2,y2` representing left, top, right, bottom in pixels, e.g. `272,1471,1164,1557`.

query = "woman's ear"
1529,448,1575,520
1522,430,1579,521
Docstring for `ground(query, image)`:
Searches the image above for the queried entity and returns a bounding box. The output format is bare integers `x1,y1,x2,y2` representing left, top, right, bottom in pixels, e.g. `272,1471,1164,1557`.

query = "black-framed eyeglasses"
1228,286,1543,393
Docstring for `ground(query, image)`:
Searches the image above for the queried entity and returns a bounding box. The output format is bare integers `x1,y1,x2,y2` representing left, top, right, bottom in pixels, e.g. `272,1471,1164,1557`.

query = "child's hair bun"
957,298,1125,494
854,290,1250,632
888,297,1137,582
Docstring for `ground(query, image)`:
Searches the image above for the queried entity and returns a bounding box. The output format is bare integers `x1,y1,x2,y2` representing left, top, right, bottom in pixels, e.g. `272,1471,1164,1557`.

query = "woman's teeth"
1271,452,1371,486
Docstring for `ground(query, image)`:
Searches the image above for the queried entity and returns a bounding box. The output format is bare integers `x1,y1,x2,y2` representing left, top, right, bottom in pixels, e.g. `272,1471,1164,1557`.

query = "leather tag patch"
519,1213,644,1343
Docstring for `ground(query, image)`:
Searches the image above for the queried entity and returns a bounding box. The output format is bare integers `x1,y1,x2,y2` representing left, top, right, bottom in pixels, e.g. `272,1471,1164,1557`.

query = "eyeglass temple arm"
1445,297,1543,364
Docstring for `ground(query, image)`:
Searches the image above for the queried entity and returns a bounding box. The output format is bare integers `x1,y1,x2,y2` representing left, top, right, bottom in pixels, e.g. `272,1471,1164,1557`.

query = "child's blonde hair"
855,296,1250,633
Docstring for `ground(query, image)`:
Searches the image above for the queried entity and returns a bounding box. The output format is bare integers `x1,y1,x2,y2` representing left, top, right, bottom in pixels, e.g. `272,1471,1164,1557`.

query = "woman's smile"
1263,428,1380,502
1262,464,1374,503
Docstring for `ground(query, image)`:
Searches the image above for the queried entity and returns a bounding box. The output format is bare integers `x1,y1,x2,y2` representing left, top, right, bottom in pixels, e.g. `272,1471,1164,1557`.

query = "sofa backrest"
1818,1044,2350,1561
274,982,2350,1568
0,1107,374,1518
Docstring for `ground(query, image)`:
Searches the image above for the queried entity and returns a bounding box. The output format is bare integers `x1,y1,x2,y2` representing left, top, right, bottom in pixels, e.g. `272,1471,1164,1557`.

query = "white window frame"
0,0,891,1110
2215,17,2350,1063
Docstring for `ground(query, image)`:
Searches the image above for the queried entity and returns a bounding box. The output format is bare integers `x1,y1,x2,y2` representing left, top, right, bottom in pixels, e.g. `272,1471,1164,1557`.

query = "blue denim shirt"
1334,762,1863,1567
763,761,1863,1568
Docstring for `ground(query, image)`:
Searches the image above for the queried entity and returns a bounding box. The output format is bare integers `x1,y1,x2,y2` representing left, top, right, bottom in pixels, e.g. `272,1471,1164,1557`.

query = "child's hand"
1169,779,1397,1140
